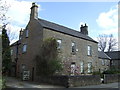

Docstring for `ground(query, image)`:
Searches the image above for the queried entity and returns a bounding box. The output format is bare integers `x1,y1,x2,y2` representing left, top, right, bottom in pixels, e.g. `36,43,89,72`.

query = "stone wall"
36,75,101,87
104,74,120,84
69,75,101,87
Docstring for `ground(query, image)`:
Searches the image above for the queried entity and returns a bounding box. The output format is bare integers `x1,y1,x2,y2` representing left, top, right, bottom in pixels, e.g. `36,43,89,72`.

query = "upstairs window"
22,44,27,53
72,42,76,53
57,39,62,50
26,30,29,37
87,45,92,56
11,49,13,55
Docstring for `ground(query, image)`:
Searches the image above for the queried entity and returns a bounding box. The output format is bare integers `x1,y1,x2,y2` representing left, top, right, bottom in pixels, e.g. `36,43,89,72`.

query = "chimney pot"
80,23,88,35
30,2,38,20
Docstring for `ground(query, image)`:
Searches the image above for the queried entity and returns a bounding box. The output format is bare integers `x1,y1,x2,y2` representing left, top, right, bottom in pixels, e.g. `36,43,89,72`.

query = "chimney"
30,2,38,20
80,23,88,35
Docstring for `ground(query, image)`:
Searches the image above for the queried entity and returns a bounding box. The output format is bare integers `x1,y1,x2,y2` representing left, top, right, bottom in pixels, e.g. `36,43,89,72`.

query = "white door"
71,63,76,76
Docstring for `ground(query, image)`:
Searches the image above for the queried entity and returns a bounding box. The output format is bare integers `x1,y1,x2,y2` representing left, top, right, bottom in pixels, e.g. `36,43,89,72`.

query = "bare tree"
0,0,10,24
98,34,117,52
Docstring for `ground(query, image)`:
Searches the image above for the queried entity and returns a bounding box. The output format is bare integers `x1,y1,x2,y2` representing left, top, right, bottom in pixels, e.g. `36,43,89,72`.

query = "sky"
0,0,119,47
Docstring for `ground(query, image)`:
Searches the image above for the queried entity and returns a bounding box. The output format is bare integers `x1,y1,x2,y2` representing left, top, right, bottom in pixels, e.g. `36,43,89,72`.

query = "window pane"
26,30,29,37
72,42,76,53
11,49,13,55
87,45,92,56
88,62,92,73
23,44,27,52
57,39,61,49
80,62,84,73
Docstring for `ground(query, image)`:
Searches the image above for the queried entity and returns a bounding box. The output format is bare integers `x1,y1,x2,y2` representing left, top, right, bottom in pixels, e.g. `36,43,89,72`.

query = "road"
5,77,120,89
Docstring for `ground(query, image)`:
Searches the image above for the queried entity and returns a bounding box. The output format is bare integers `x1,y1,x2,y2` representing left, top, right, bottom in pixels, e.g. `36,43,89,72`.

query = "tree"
0,0,9,24
35,37,62,77
2,25,11,75
98,34,117,52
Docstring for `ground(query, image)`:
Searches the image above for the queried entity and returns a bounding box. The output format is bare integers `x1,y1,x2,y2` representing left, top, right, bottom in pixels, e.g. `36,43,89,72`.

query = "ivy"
35,37,62,77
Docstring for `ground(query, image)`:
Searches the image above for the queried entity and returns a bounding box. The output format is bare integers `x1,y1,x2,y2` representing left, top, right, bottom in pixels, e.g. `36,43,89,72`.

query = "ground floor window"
88,62,92,73
80,62,84,73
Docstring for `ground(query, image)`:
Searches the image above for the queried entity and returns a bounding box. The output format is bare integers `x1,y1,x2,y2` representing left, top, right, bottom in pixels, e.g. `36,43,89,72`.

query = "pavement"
5,77,120,89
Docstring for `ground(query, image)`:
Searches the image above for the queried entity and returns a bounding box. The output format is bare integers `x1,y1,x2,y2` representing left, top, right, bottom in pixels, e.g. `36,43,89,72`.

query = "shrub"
35,37,63,77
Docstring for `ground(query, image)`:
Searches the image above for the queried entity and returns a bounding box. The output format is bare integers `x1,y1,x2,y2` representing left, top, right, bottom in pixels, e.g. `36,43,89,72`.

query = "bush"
35,37,63,77
92,71,103,78
102,69,120,74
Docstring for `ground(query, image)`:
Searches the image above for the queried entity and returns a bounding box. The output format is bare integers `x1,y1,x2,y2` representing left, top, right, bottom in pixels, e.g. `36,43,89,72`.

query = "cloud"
96,5,118,35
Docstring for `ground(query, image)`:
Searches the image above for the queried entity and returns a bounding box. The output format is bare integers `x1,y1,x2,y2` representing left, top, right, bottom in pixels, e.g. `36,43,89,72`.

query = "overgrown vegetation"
103,68,120,74
35,37,62,77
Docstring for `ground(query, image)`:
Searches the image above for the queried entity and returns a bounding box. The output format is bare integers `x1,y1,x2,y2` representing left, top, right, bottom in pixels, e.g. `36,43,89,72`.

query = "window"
88,62,92,73
57,39,62,49
87,45,92,56
102,59,105,65
80,62,84,73
23,44,27,53
71,62,76,76
72,42,76,53
26,30,29,37
11,49,13,55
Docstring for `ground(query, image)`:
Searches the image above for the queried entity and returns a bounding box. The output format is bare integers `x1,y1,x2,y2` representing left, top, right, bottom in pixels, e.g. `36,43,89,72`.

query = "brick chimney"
80,23,88,35
30,2,38,20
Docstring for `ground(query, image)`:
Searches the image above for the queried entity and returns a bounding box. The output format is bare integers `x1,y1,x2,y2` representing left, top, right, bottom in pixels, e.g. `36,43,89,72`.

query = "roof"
10,40,21,47
98,51,111,60
105,51,120,60
38,18,97,43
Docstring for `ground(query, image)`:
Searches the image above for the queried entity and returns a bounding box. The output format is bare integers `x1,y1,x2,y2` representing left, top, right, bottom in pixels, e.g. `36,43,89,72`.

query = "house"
105,51,120,69
10,40,20,77
98,51,111,73
11,3,100,81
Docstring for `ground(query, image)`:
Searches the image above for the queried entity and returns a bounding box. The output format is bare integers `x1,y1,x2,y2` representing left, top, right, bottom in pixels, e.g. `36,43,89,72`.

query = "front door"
71,62,76,76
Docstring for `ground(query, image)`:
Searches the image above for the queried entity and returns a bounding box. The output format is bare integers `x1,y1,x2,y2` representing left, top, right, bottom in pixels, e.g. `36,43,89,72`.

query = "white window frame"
87,45,92,56
72,42,76,53
102,59,105,65
23,44,27,53
26,29,29,37
88,62,92,73
80,62,84,73
57,39,62,49
11,49,13,55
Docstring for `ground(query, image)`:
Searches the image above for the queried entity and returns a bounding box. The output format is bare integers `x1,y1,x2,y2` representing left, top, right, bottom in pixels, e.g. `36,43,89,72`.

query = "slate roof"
10,40,21,47
105,51,120,60
38,18,97,43
98,51,111,60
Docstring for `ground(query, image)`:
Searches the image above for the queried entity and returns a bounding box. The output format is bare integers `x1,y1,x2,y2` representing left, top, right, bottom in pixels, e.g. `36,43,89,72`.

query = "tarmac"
5,77,120,89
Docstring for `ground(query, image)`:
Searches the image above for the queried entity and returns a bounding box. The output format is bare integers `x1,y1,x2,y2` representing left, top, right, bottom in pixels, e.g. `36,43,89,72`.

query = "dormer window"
26,29,29,38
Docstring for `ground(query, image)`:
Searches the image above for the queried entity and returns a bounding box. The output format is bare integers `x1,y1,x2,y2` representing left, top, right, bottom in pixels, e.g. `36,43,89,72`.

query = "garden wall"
103,74,120,84
35,75,101,87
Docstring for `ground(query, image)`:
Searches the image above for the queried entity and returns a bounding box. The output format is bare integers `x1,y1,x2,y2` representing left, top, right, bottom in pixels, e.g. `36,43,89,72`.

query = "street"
5,77,120,89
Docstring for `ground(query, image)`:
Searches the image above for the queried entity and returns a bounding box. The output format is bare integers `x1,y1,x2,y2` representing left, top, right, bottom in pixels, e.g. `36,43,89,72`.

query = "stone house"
11,3,100,81
98,51,111,73
105,51,120,69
